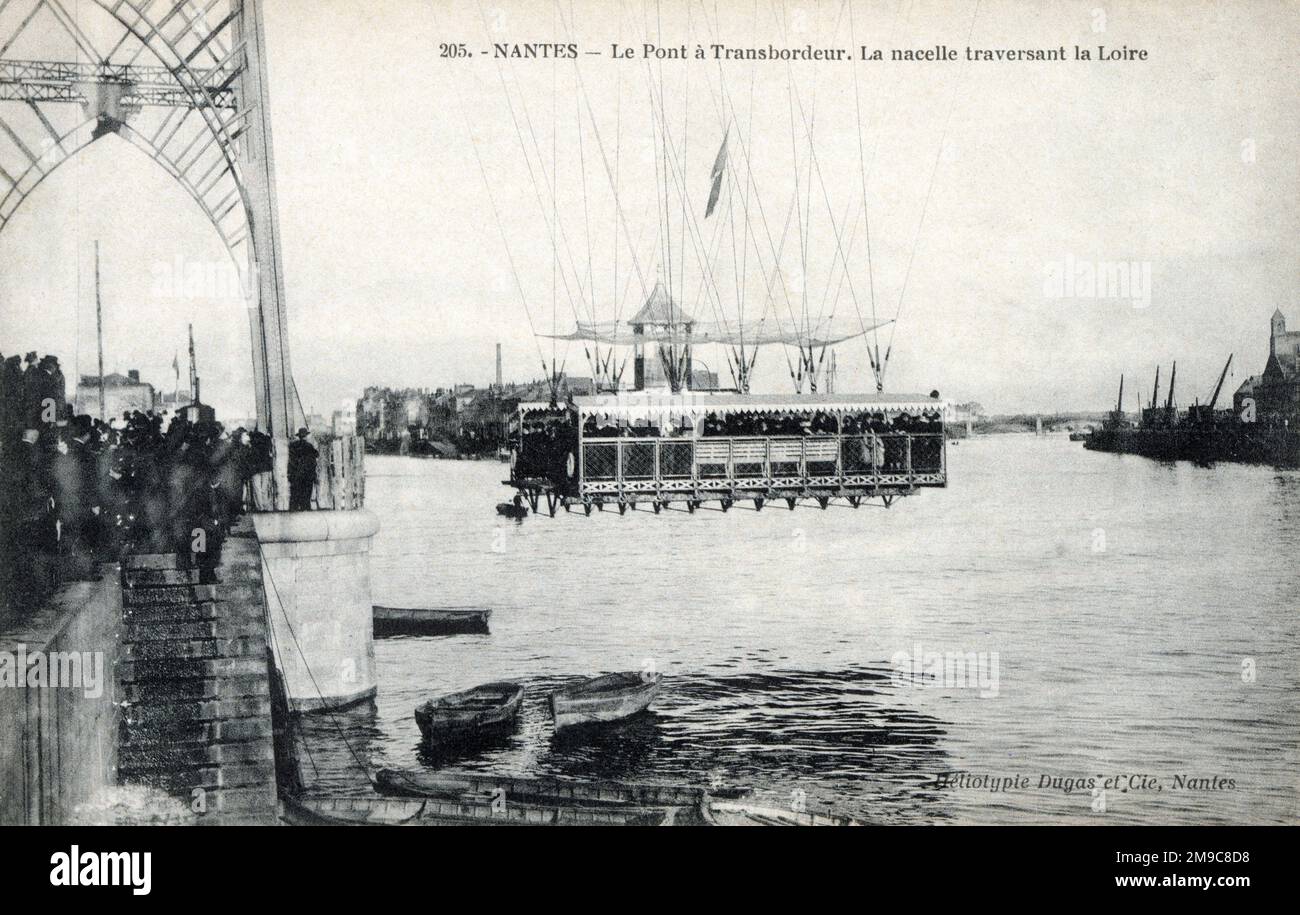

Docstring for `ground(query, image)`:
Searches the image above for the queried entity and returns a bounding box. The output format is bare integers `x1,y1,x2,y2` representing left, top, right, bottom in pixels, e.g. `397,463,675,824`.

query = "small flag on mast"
705,128,729,218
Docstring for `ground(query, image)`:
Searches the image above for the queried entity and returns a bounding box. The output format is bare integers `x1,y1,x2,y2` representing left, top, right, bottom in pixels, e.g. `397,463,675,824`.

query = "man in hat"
21,352,41,430
14,427,58,602
0,353,16,455
287,427,318,511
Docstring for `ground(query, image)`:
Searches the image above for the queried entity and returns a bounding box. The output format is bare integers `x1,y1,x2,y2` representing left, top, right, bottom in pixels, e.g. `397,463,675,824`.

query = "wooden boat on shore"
283,779,856,826
372,605,490,636
415,681,524,742
375,767,729,809
704,801,864,826
280,793,690,826
550,671,661,730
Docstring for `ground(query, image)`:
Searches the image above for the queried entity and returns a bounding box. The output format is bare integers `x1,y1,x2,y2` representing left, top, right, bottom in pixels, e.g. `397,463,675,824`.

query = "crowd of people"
576,408,947,439
512,406,947,484
0,351,276,616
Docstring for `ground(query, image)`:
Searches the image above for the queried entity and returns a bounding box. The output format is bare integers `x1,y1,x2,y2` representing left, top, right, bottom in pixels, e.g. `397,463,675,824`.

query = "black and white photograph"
0,0,1295,876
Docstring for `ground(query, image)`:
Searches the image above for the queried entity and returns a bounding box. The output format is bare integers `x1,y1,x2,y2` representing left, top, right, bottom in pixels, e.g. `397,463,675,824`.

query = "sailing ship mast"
188,322,200,406
94,240,106,422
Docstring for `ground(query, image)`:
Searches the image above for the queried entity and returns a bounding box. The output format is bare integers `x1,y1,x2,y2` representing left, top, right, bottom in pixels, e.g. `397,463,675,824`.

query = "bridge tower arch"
0,0,303,504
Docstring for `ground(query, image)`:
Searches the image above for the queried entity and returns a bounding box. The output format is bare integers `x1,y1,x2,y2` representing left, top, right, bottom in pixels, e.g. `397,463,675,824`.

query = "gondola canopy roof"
627,281,693,327
539,280,890,348
519,391,949,424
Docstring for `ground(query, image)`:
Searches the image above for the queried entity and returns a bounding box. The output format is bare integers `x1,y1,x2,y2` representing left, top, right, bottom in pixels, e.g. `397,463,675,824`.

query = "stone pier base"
252,510,380,713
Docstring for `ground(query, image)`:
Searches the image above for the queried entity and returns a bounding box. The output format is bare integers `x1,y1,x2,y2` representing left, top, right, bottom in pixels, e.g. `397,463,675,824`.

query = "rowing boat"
549,671,661,730
415,681,524,742
280,793,687,826
373,605,491,636
281,789,857,827
375,767,716,809
704,801,865,826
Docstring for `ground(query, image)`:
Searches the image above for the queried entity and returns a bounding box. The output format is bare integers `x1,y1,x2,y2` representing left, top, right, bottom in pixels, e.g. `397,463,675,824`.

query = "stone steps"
116,519,283,825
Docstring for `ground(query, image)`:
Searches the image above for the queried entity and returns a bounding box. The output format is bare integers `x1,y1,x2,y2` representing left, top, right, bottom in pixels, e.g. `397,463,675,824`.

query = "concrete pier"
253,509,381,712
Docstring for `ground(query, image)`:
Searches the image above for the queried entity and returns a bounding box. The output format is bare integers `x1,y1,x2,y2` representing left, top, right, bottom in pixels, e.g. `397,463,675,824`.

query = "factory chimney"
495,343,502,389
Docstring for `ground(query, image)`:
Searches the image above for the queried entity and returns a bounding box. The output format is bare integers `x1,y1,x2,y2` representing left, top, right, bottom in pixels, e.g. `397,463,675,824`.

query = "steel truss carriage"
509,393,947,515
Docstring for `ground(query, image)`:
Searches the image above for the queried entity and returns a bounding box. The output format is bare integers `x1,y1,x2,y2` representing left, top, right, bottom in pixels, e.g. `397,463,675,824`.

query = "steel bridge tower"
0,0,302,505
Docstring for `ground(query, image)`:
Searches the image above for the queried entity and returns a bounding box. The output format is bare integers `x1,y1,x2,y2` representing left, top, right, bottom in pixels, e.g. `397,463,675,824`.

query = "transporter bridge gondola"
508,391,947,516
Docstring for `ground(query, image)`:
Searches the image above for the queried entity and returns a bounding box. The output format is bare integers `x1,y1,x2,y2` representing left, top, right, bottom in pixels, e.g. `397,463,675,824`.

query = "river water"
297,434,1299,824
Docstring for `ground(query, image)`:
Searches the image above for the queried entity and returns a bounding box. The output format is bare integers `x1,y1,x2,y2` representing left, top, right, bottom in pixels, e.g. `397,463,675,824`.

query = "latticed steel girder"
0,59,236,108
0,0,307,487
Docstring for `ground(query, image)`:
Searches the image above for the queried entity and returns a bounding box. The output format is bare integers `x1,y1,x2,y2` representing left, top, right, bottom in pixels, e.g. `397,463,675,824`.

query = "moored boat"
373,605,490,636
415,681,525,742
704,801,864,826
375,767,719,809
281,784,856,826
280,793,688,826
549,671,661,730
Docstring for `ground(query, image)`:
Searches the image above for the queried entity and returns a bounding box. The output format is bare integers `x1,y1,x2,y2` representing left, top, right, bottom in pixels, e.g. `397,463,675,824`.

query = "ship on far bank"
1084,309,1300,468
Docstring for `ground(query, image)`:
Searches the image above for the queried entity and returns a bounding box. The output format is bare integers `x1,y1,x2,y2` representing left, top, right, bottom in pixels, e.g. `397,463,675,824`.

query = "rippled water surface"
299,435,1299,824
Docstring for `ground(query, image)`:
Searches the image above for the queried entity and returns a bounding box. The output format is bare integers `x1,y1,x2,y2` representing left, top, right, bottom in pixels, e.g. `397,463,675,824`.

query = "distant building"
332,401,357,436
452,384,476,415
74,369,155,419
155,388,194,417
948,401,985,430
1253,310,1300,425
1233,375,1261,418
356,385,436,448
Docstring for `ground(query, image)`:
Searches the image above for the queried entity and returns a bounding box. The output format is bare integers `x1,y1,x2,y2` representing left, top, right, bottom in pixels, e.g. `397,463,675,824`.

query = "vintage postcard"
0,0,1295,871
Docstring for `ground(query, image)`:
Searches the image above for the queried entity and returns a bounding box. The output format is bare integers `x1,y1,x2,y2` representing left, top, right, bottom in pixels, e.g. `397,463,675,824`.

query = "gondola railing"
578,432,944,490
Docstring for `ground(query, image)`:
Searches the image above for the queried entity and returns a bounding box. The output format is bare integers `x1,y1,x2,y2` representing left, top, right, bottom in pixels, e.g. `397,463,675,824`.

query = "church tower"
1271,309,1286,354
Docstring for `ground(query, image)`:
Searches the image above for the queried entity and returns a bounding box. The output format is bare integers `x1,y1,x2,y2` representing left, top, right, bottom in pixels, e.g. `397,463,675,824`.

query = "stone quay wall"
0,568,122,825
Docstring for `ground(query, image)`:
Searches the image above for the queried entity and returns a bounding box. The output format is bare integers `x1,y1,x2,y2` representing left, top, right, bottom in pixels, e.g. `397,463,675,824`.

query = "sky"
1,0,1297,420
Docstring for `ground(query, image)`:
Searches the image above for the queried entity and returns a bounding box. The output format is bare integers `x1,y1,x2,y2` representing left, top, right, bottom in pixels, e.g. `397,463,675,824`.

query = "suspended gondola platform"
507,391,947,516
